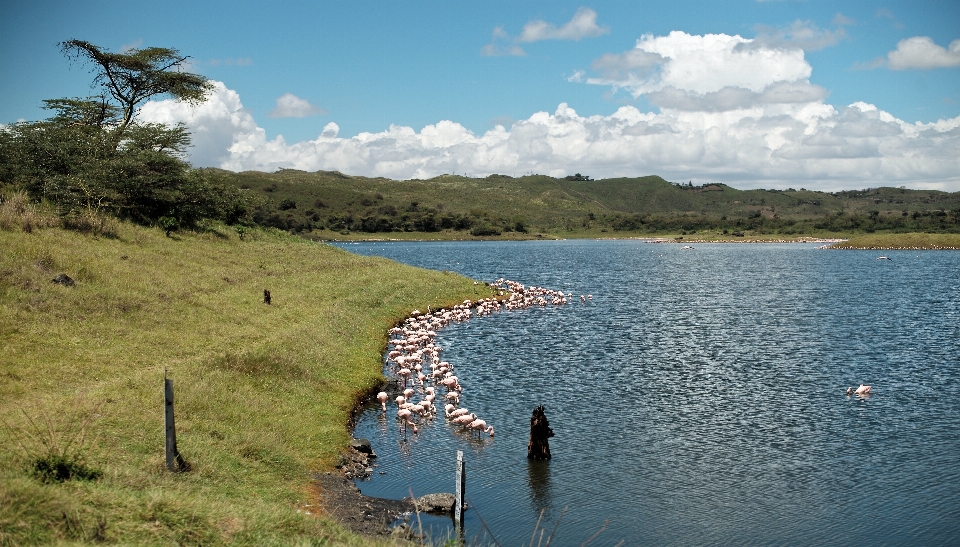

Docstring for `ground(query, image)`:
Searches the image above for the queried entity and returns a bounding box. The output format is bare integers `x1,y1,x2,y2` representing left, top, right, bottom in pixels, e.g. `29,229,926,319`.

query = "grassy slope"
0,222,491,545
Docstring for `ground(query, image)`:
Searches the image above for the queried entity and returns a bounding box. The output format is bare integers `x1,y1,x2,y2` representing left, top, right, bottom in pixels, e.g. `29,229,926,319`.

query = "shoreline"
325,234,960,250
322,281,571,538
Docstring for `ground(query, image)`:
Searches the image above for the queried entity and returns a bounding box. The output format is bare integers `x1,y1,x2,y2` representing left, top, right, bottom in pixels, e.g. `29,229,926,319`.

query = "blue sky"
2,1,959,191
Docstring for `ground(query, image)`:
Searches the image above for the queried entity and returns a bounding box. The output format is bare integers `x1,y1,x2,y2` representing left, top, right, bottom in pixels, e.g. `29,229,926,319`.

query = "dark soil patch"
313,471,414,537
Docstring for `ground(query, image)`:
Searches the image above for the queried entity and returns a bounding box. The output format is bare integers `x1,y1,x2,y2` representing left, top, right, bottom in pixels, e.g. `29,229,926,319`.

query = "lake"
333,239,960,546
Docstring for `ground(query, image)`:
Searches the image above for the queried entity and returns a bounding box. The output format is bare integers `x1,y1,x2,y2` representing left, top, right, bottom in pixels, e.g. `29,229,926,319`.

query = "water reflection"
526,459,552,513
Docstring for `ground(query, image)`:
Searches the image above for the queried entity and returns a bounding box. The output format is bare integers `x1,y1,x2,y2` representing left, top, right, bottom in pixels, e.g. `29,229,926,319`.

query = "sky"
2,1,959,192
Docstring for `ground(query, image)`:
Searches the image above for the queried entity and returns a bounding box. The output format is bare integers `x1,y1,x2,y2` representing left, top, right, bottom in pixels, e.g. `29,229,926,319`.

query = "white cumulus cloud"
517,7,609,42
887,36,960,70
138,80,960,192
138,81,260,167
268,93,326,118
585,31,813,98
483,8,607,55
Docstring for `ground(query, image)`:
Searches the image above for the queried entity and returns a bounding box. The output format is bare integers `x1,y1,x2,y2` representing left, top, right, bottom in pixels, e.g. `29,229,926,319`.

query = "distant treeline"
601,209,960,235
220,169,960,237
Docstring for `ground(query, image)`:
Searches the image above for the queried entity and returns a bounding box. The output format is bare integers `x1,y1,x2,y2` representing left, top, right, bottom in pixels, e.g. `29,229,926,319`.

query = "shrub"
470,224,501,236
32,454,103,483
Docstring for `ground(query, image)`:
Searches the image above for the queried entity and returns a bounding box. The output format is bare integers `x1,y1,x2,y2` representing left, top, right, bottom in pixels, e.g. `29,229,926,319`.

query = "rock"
414,492,456,514
350,438,375,456
51,273,75,287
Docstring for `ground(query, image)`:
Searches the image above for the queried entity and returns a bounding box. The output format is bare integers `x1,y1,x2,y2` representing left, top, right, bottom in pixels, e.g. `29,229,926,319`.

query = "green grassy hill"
0,216,490,545
213,169,960,238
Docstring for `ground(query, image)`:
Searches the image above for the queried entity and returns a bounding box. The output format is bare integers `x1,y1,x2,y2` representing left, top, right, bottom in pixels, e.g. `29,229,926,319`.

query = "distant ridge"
209,168,960,237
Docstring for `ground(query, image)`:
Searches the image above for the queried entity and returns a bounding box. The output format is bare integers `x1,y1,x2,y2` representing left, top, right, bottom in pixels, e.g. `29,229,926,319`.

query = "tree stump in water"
527,405,554,460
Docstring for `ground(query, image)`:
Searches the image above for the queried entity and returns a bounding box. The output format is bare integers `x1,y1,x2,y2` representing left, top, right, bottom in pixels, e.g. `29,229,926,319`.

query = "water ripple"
341,241,960,546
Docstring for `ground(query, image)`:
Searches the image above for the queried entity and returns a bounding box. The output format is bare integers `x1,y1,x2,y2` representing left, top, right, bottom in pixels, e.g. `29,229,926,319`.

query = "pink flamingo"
377,391,388,412
397,408,418,434
468,418,495,437
452,413,477,426
449,408,469,418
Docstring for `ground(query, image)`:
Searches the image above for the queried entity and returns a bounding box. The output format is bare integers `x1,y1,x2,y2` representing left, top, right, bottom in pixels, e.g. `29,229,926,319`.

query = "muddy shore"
314,469,415,537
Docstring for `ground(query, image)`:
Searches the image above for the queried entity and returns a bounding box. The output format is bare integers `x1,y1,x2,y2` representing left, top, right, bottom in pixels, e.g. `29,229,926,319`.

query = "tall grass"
0,192,59,233
0,220,491,545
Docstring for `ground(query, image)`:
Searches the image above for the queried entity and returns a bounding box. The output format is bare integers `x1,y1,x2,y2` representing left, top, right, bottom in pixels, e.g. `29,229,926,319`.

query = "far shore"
314,231,960,250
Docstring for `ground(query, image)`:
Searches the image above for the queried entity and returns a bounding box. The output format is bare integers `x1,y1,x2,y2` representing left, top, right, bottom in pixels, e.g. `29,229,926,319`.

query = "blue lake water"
332,240,960,546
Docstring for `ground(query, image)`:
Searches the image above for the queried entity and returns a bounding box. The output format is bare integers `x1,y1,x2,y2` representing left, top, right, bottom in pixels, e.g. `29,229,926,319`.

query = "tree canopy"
59,39,214,146
0,40,251,232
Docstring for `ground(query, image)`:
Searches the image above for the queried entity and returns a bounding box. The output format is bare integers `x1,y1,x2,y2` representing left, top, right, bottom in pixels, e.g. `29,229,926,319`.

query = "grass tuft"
31,455,103,483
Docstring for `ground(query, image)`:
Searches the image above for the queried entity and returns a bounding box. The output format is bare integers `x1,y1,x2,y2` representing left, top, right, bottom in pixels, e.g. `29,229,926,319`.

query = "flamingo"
846,384,872,395
397,408,418,434
376,391,388,412
468,418,495,437
452,413,477,426
419,400,434,416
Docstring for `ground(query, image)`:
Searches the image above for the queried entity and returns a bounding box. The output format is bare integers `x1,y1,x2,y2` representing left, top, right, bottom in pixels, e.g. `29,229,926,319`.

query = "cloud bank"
139,31,960,192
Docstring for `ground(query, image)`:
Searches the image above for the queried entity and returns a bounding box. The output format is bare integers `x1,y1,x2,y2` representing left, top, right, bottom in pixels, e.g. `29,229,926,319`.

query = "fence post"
455,450,465,524
164,371,188,472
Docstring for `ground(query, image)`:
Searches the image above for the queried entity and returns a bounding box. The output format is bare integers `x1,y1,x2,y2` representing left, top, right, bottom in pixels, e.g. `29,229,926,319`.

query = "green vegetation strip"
0,221,491,545
829,233,960,249
217,169,960,239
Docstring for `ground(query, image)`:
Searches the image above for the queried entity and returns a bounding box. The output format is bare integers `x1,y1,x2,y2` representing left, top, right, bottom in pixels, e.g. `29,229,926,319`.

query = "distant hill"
211,169,960,237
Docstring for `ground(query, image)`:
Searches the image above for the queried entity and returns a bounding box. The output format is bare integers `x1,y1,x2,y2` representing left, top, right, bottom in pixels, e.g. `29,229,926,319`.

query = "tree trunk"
527,405,554,460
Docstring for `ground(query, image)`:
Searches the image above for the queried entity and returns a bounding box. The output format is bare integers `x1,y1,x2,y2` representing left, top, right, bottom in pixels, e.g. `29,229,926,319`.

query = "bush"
470,224,501,236
32,454,103,483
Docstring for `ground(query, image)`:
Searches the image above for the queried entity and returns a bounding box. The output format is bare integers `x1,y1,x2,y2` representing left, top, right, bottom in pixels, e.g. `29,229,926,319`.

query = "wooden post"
455,450,465,524
164,372,188,472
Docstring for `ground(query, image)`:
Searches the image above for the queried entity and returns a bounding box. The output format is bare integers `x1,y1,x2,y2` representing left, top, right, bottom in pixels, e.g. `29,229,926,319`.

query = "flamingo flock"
376,278,575,439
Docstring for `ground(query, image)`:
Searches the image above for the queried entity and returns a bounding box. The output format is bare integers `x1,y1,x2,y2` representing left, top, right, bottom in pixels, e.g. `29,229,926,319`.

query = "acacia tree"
0,40,251,229
59,39,213,147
